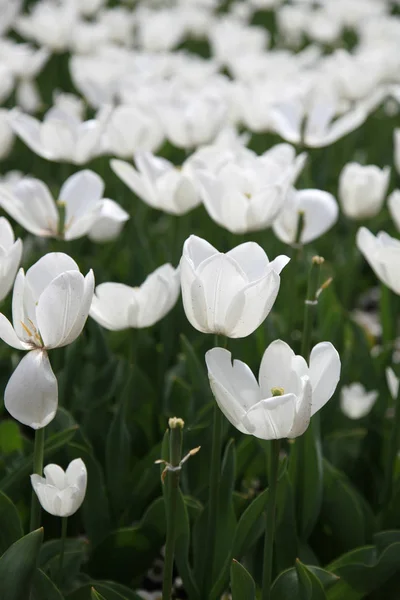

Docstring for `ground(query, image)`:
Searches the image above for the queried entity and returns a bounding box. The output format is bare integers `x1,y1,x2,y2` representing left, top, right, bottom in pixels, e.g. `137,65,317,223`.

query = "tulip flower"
0,253,94,428
388,190,400,232
206,339,341,439
30,459,87,517
340,383,378,419
0,217,23,302
111,151,200,216
273,187,338,244
394,129,400,175
356,227,400,295
102,105,164,158
9,104,110,164
90,264,180,330
386,367,399,400
339,162,390,220
0,170,128,241
180,235,289,338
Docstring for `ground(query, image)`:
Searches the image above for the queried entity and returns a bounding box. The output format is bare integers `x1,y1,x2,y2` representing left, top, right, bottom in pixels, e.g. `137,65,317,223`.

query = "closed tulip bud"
340,383,378,420
357,227,400,295
90,264,180,330
30,459,87,517
339,162,390,219
206,340,340,440
0,217,23,302
181,235,289,338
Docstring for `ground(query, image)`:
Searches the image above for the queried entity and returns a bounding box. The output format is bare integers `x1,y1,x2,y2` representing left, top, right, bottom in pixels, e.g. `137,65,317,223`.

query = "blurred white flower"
88,200,129,243
0,218,23,303
136,7,187,51
386,367,399,400
90,264,180,330
206,339,340,439
111,151,200,215
394,129,400,175
388,190,400,232
0,170,126,241
340,383,378,419
10,104,111,164
0,253,94,428
339,163,390,220
273,188,338,245
97,7,135,45
180,235,289,338
69,0,104,17
31,459,87,517
357,228,400,295
0,109,15,161
351,310,382,339
0,0,23,36
209,20,269,65
15,0,77,52
102,105,164,158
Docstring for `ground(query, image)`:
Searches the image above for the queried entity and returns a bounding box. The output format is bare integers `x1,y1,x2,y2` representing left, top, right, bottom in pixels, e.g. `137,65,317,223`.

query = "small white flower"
340,383,378,420
339,163,390,220
31,459,87,517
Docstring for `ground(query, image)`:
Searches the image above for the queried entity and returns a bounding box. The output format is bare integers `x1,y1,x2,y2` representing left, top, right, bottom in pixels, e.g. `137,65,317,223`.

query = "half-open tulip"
180,235,289,338
30,459,87,517
357,227,400,295
206,339,340,439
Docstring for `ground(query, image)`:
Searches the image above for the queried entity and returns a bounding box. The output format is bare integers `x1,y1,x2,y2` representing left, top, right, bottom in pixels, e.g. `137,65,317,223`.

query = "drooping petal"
5,349,58,429
36,270,85,349
90,281,135,331
0,313,28,349
309,342,341,416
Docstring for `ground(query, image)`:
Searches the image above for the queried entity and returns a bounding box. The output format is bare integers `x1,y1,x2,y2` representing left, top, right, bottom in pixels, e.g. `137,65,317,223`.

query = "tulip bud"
30,459,87,517
339,162,390,219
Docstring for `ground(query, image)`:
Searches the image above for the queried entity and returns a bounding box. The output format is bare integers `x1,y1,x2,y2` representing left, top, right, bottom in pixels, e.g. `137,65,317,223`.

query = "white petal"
110,159,149,203
0,238,23,303
182,235,218,270
227,242,270,281
296,189,339,243
288,378,312,438
90,282,135,331
386,367,399,400
88,199,129,242
243,393,297,439
60,170,104,224
55,269,94,347
30,479,61,516
44,464,66,489
132,264,180,328
0,313,28,349
5,349,58,429
259,339,296,398
309,342,341,416
180,255,209,333
26,252,79,303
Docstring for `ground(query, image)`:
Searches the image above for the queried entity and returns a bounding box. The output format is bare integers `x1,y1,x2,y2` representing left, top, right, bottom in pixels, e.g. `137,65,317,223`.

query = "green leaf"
275,469,298,571
231,559,256,600
215,439,237,580
174,490,201,600
30,569,64,600
0,528,43,600
289,417,323,539
0,421,22,455
91,589,106,600
0,491,23,556
295,560,327,600
66,581,143,600
180,334,213,416
271,564,339,600
39,537,87,582
0,427,78,496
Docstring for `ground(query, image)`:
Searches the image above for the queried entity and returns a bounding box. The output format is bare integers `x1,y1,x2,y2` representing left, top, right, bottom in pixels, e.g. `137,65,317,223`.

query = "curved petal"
0,312,28,349
227,242,270,281
59,270,94,346
180,255,209,333
5,349,58,429
0,217,15,248
36,270,85,349
134,264,180,328
182,235,218,270
26,252,79,303
88,199,129,242
110,159,149,203
259,339,296,398
30,479,60,516
90,281,135,331
60,170,104,223
288,378,312,438
44,464,66,489
309,342,341,416
243,393,297,439
386,367,399,400
0,238,23,303
356,227,387,286
296,189,339,243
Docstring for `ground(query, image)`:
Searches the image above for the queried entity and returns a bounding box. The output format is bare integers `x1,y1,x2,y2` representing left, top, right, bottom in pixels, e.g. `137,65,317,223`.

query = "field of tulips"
2,0,400,599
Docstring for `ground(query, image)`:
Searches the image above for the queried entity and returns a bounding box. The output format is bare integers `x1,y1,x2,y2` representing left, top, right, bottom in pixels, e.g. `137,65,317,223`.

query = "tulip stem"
30,427,45,532
301,256,324,360
262,439,281,600
162,419,183,600
58,517,68,586
382,381,400,510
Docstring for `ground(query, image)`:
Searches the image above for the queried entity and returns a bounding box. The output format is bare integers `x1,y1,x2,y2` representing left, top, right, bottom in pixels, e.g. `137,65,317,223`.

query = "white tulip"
30,459,87,517
180,235,289,338
0,109,15,161
340,383,378,420
206,339,341,439
15,1,77,52
0,252,94,428
90,264,180,330
0,170,126,241
88,199,129,243
102,105,164,159
339,163,390,220
0,218,23,302
388,190,400,232
10,105,111,164
386,367,399,400
357,227,400,295
394,129,400,175
273,188,338,244
111,152,200,216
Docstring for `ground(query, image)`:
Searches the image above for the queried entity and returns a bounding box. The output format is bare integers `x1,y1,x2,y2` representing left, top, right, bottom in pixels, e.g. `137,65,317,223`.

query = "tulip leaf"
0,490,23,556
230,559,256,600
87,497,165,583
67,442,112,546
215,439,237,580
66,581,143,600
0,426,78,497
180,334,213,416
174,490,201,600
39,537,87,582
91,589,106,600
30,569,64,600
0,528,43,600
0,420,23,455
271,563,340,600
275,468,298,572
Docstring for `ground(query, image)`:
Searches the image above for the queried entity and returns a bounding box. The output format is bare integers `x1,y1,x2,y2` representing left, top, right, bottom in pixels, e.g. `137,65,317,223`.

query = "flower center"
20,319,43,347
271,387,284,397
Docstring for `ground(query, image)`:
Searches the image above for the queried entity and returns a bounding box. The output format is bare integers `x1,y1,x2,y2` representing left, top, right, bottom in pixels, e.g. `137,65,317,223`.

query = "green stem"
382,382,400,510
30,427,45,532
301,256,323,360
262,439,281,600
58,517,68,585
162,420,183,600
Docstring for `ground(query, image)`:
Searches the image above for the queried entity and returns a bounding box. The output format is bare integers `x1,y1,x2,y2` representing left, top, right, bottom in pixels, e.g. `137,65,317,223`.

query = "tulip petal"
5,349,58,429
227,242,270,281
36,271,85,349
60,270,94,346
243,393,297,439
309,342,341,416
182,235,218,270
44,464,66,489
0,237,23,303
110,159,149,203
259,339,296,398
90,281,135,331
60,170,104,223
180,256,209,333
25,252,79,303
30,478,61,516
288,378,312,438
0,312,28,349
133,264,180,328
